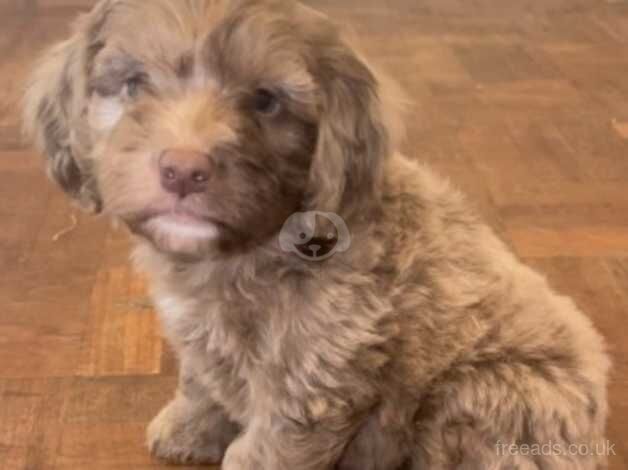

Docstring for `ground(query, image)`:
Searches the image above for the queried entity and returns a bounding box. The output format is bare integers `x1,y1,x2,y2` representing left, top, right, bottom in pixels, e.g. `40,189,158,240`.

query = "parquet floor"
1,0,628,469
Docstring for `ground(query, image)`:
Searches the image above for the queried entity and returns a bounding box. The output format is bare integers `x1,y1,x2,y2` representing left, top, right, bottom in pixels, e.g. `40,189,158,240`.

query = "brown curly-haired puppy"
24,1,610,469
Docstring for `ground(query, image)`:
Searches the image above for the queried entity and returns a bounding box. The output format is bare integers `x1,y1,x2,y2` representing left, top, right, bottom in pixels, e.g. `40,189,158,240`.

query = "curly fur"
23,1,610,469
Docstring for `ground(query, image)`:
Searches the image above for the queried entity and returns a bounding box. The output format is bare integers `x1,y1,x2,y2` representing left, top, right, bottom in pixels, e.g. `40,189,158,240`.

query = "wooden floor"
1,0,628,468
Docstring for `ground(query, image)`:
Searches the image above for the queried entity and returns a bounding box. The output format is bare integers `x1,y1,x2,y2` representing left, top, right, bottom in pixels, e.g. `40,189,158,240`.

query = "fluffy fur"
24,1,610,469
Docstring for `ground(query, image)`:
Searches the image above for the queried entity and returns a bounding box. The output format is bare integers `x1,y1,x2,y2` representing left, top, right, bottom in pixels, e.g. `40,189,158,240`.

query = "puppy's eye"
253,88,281,115
125,77,142,98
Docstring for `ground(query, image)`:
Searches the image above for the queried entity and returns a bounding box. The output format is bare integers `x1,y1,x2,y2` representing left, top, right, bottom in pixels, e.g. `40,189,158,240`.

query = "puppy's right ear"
23,1,113,213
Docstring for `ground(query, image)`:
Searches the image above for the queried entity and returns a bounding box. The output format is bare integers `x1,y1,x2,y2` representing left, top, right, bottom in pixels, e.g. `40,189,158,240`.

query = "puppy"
24,1,610,469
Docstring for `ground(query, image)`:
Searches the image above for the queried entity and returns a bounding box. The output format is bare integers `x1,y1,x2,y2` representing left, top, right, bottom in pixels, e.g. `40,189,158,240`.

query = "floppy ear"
305,35,405,220
22,1,113,213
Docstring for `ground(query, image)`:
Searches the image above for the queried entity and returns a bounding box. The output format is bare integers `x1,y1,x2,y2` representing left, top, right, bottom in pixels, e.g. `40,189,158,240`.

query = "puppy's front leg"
337,406,414,470
223,412,356,470
147,373,240,464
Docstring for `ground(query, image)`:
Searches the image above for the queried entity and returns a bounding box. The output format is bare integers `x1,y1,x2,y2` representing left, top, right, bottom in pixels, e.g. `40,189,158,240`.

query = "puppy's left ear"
305,31,405,219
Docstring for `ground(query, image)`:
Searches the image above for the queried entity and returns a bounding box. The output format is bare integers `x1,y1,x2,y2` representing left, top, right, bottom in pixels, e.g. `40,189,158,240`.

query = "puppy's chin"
132,213,223,257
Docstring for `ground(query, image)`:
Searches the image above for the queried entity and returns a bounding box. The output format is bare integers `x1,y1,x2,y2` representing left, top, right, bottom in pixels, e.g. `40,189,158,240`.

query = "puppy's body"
137,155,609,470
24,1,609,469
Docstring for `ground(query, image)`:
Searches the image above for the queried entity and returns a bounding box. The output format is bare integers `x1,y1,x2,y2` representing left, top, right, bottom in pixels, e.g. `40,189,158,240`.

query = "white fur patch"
149,215,220,240
155,294,188,325
154,293,206,344
89,94,124,131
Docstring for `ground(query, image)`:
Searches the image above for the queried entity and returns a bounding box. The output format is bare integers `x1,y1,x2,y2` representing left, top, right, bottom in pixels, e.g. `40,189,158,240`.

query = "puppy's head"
24,0,403,258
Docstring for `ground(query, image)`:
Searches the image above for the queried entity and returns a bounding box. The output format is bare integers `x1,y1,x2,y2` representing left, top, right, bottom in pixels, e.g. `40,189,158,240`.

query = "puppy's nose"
159,149,211,198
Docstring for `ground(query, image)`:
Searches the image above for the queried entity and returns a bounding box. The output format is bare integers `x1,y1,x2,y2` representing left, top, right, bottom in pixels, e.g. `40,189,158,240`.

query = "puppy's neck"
131,214,385,296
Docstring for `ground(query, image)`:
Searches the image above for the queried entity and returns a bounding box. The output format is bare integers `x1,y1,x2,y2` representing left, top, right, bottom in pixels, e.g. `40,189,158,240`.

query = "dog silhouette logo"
279,212,351,261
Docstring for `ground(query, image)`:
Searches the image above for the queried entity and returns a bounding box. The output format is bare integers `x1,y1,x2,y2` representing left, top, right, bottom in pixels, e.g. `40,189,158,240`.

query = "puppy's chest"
154,279,393,423
154,290,267,357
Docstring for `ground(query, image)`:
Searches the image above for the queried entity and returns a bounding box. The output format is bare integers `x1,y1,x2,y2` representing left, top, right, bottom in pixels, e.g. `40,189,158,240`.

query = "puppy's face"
25,0,397,258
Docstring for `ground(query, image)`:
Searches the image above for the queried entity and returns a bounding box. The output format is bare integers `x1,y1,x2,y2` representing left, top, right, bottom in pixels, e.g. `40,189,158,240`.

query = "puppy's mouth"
126,207,228,254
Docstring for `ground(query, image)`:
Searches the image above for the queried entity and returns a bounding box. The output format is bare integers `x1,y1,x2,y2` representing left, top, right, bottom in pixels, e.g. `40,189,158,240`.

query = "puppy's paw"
222,434,263,470
336,420,410,470
336,450,378,470
336,454,411,470
147,400,233,464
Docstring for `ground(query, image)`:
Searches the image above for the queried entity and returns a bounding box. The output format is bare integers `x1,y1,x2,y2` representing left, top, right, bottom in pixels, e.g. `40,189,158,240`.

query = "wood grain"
1,0,627,468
